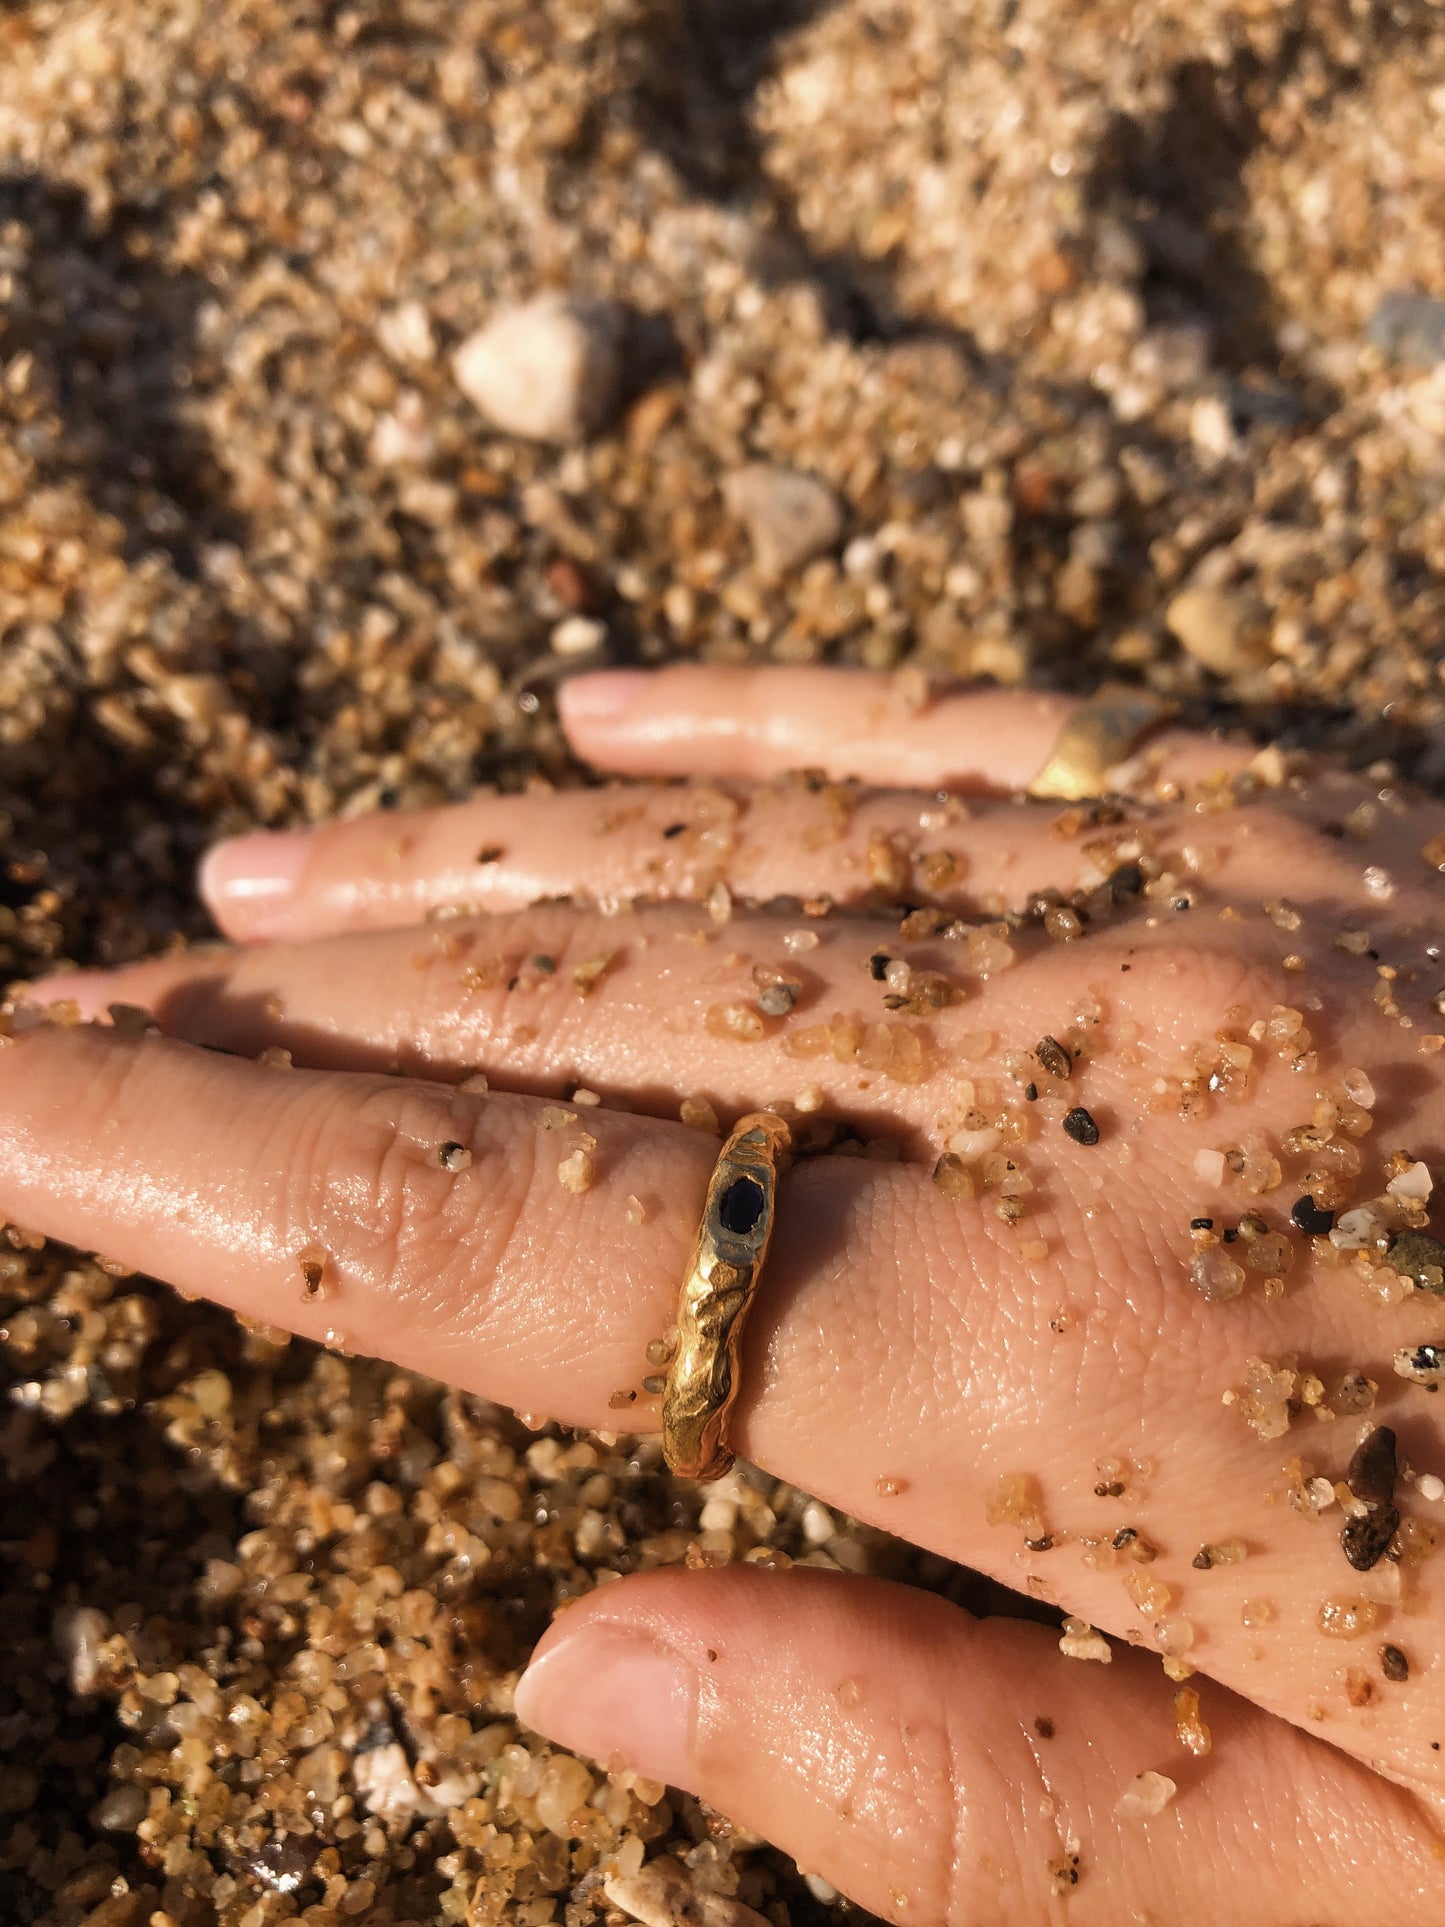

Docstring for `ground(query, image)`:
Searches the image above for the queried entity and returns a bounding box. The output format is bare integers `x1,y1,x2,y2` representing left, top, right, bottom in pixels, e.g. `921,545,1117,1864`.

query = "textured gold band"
1026,687,1176,802
662,1111,792,1482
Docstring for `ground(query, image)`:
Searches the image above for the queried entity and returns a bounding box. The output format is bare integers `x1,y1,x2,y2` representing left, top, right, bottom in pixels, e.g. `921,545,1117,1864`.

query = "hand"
9,665,1445,1922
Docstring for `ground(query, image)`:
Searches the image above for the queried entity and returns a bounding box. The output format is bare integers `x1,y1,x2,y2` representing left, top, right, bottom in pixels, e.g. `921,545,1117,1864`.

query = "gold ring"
1027,687,1176,802
663,1111,792,1482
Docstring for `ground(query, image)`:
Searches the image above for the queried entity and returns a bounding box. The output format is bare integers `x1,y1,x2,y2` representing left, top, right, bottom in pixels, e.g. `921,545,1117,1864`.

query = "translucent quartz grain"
1173,1688,1212,1756
1317,1598,1379,1639
1191,1248,1245,1301
705,1002,765,1042
1123,1572,1173,1617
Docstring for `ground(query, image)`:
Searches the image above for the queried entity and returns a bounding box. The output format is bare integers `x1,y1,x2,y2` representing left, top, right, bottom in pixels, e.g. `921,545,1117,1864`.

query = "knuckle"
292,1081,524,1312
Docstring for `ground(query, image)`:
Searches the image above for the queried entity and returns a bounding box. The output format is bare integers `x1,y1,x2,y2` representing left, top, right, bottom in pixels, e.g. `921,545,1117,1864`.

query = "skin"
8,663,1445,1921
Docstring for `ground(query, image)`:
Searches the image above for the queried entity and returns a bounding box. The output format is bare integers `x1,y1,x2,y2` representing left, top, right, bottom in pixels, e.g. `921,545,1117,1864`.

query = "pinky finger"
515,1565,1445,1926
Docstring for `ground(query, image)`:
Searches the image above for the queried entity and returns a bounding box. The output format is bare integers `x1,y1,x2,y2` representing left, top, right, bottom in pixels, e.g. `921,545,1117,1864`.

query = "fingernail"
513,1621,697,1787
198,832,309,928
557,669,650,725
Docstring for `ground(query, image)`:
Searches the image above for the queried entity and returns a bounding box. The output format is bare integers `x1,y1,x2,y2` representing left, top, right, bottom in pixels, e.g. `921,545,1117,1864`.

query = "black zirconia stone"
718,1175,765,1237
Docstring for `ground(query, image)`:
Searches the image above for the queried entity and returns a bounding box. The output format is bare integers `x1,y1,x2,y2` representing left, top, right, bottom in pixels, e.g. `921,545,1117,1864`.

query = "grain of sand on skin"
5,0,1445,1921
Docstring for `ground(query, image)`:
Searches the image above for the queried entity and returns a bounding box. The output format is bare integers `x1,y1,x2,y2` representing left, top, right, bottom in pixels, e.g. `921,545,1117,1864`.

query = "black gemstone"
1024,1082,1039,1102
718,1175,765,1237
1062,1106,1100,1146
1190,1217,1214,1230
1291,1195,1334,1235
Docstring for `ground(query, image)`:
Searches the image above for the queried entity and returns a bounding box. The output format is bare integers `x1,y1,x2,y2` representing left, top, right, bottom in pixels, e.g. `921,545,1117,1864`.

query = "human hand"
8,665,1445,1922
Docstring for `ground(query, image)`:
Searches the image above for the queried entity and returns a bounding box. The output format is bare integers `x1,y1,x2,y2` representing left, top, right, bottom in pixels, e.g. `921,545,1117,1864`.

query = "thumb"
514,1564,1445,1925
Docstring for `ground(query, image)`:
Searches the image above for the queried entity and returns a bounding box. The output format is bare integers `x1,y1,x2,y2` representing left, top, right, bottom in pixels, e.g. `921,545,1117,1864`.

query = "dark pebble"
661,821,686,839
476,844,504,864
1190,1217,1214,1230
1062,1106,1100,1146
868,951,891,981
1107,862,1144,902
1342,1504,1400,1573
1384,1230,1445,1294
1345,1426,1398,1508
756,982,799,1017
1035,1034,1073,1080
1380,1644,1410,1684
1024,1082,1039,1102
1290,1195,1335,1235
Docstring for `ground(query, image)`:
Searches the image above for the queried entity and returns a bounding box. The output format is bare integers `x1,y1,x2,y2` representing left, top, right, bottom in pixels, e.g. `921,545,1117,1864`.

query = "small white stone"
1388,1161,1433,1203
54,1606,110,1695
604,1857,770,1927
454,294,628,442
1194,1148,1226,1185
551,615,608,656
1059,1617,1112,1663
722,463,845,576
1395,1343,1445,1388
353,1742,422,1820
801,1500,836,1545
1418,1473,1445,1502
376,300,435,363
1115,1769,1178,1820
369,391,435,467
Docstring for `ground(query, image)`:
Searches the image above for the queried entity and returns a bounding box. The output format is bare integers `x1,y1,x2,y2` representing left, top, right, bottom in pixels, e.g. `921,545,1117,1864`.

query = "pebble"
722,463,845,577
375,300,436,364
1115,1770,1177,1821
1368,291,1445,366
1394,1343,1445,1388
1062,1106,1100,1146
550,615,608,656
1291,1196,1335,1236
1384,1230,1445,1293
603,1857,770,1927
1165,586,1271,676
453,295,630,442
533,1752,595,1837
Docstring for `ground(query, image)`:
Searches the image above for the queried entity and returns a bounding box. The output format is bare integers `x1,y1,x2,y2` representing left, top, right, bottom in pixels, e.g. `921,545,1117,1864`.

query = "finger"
0,1022,714,1419
29,900,1132,1136
196,777,997,945
514,1565,1445,1924
557,666,1253,793
192,757,1403,948
6,1018,1445,1790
